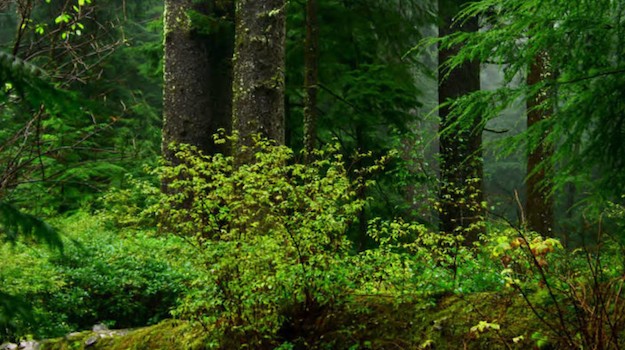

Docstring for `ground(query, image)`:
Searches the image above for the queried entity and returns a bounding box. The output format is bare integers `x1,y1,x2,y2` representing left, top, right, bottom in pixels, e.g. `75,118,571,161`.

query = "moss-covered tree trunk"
162,0,234,164
526,53,553,236
303,0,319,158
232,0,286,157
438,0,483,244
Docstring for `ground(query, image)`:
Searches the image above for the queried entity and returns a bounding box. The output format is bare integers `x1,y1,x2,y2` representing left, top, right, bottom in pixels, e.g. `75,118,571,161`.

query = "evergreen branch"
555,67,625,86
0,201,62,250
484,127,509,134
0,291,32,328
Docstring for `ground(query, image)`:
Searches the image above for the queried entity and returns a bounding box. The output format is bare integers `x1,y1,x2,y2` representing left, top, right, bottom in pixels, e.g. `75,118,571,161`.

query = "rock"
66,332,83,339
20,341,39,350
84,336,99,347
92,323,108,332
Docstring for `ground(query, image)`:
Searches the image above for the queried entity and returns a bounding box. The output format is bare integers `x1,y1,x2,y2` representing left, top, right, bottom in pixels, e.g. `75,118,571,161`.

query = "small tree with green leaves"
158,136,370,347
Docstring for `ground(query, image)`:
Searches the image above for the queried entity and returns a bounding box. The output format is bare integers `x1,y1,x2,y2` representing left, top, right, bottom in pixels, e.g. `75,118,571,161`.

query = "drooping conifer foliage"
433,0,625,201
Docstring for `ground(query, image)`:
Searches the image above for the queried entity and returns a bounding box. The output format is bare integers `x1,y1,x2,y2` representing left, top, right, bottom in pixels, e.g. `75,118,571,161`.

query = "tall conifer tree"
526,53,554,235
162,0,234,163
437,0,483,243
232,0,286,158
303,0,319,159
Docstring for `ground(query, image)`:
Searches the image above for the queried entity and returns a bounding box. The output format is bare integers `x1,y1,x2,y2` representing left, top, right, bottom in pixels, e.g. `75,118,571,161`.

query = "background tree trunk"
526,53,554,236
232,0,286,157
162,0,234,163
438,0,483,244
303,0,319,158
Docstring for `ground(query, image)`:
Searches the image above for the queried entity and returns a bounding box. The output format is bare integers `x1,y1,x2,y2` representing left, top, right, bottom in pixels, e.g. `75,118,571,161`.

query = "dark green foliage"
49,235,187,330
285,0,434,234
0,213,193,341
0,200,62,338
0,51,45,80
0,201,62,248
0,292,33,342
0,50,79,114
1,1,163,213
187,0,233,38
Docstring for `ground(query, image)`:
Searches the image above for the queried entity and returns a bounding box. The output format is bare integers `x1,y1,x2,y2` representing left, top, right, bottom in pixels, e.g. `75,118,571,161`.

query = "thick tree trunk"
526,53,554,236
162,0,234,163
232,0,286,158
303,0,319,158
438,0,483,244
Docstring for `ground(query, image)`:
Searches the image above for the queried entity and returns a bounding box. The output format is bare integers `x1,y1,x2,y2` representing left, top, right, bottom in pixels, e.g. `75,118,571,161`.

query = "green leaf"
54,13,71,24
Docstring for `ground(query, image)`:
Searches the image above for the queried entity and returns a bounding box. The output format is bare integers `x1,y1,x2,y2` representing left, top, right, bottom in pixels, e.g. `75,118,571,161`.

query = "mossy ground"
39,292,546,350
40,320,208,350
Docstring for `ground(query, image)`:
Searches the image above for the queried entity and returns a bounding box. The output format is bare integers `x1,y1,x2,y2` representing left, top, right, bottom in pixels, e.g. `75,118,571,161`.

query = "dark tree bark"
303,0,319,158
526,53,554,236
162,0,234,163
438,0,483,244
232,0,286,158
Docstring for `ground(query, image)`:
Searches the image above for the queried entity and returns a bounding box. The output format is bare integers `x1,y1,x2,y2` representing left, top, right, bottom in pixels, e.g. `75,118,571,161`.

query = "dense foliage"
2,0,625,349
0,213,192,341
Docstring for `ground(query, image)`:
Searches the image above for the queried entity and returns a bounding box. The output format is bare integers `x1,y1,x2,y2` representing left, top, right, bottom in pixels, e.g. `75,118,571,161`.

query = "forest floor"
34,292,544,350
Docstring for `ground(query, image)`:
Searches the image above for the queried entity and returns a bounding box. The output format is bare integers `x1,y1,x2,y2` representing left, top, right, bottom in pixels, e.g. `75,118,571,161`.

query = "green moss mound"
40,320,207,350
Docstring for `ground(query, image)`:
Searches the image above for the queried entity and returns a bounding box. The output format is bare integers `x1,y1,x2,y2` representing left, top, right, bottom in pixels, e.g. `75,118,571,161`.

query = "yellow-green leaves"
54,13,71,24
470,320,501,337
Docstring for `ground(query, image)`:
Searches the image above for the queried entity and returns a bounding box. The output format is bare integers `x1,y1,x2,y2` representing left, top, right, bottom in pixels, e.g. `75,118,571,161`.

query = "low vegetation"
3,141,625,348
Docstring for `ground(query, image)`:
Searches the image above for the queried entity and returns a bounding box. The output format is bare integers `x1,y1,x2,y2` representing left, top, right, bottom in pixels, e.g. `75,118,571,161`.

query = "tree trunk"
232,0,286,158
162,0,234,163
526,53,554,236
438,0,483,244
303,0,319,158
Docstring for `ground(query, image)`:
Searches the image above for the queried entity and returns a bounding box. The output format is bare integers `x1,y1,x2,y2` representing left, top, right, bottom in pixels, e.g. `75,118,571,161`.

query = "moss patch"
40,320,207,350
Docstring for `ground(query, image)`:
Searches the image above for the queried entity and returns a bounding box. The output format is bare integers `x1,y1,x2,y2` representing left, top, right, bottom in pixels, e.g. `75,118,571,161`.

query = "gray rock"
17,341,39,350
92,323,108,332
85,336,99,347
66,332,83,339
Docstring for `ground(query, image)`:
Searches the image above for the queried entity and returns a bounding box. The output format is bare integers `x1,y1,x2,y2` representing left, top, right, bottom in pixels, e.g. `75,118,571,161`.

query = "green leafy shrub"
0,237,66,341
0,213,194,341
96,175,161,228
158,138,510,348
160,138,367,348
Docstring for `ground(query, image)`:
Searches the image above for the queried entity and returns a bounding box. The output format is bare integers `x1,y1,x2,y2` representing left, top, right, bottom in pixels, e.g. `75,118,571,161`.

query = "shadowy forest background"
2,0,625,349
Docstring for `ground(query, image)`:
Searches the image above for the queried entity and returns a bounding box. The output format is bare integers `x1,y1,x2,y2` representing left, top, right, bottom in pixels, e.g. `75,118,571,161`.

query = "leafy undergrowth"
8,143,625,349
0,212,194,341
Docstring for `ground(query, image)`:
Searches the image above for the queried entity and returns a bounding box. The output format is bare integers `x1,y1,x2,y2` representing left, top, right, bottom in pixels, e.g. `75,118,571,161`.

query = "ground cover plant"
0,212,194,341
